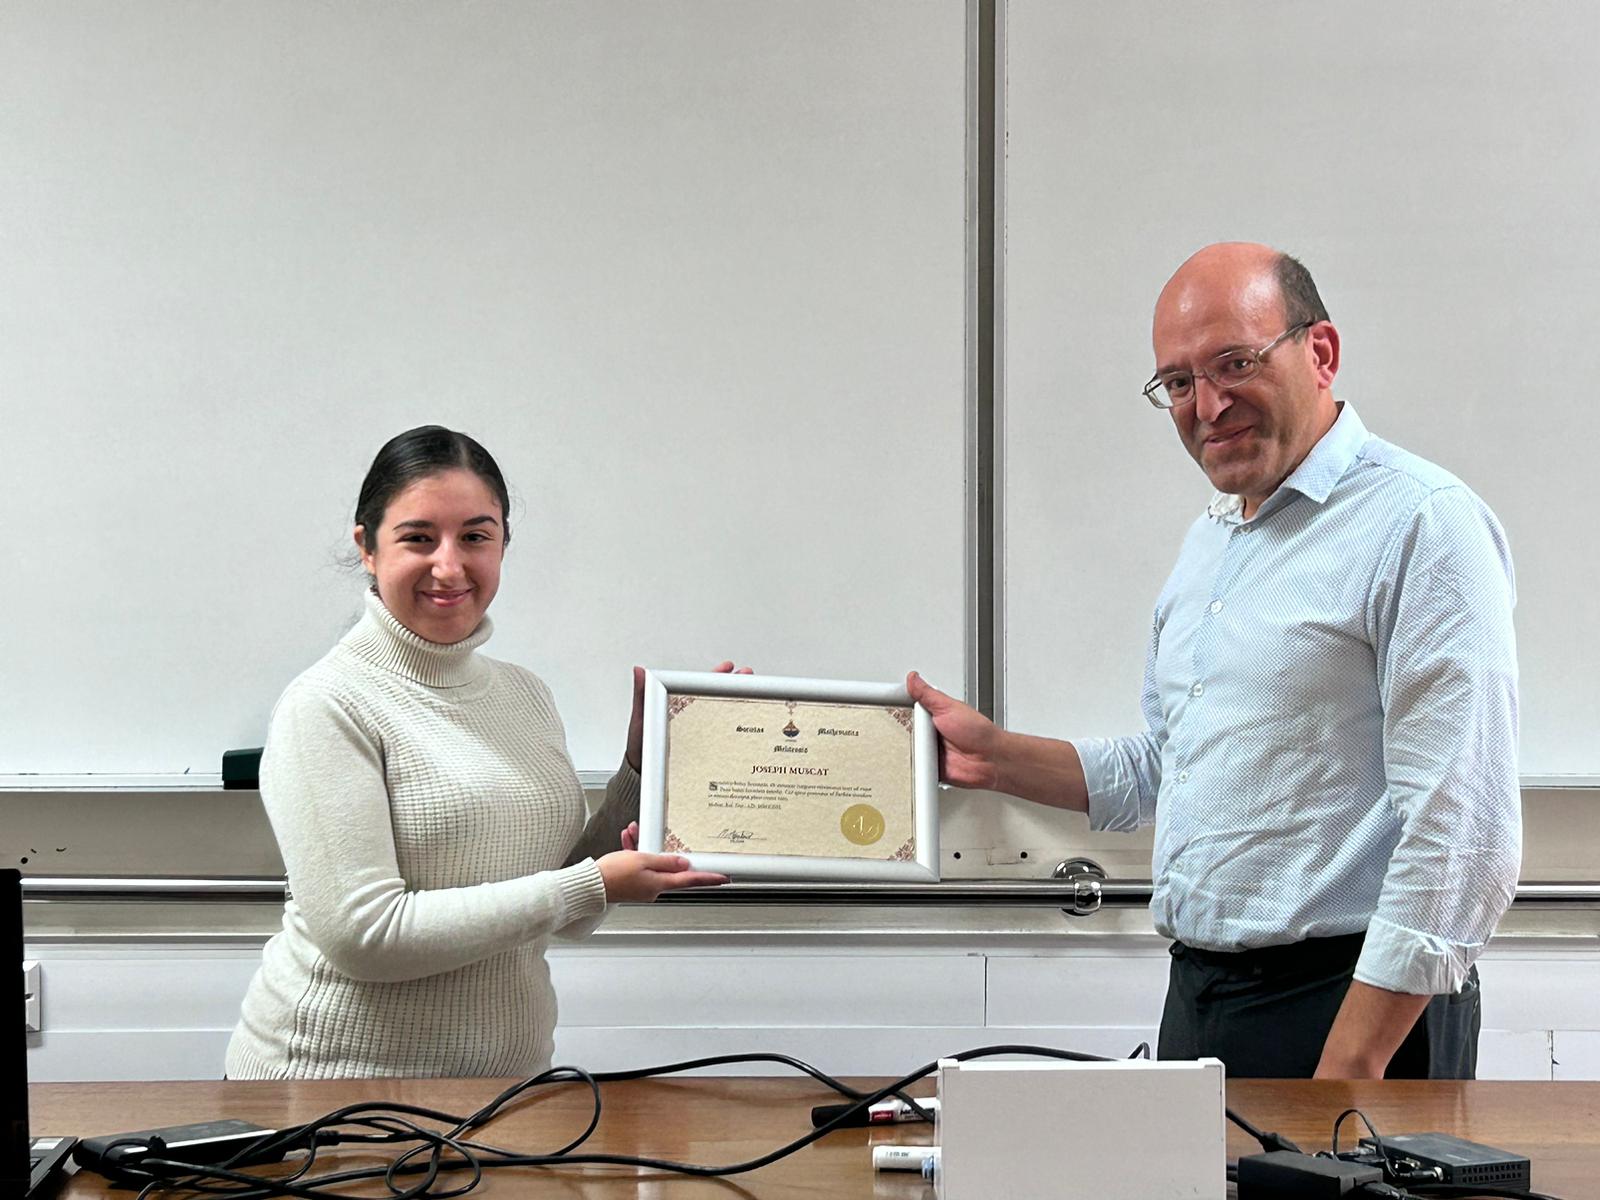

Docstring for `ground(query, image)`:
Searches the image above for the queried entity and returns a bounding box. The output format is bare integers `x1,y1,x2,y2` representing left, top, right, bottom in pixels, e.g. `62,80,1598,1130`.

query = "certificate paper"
662,696,916,861
639,671,940,882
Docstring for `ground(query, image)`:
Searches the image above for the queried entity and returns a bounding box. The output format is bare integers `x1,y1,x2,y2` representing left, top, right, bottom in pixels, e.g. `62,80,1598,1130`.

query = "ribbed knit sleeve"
260,682,606,984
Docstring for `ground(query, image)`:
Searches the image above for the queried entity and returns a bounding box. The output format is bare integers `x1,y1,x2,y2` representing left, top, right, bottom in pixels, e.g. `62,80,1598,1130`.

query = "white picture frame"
639,669,940,882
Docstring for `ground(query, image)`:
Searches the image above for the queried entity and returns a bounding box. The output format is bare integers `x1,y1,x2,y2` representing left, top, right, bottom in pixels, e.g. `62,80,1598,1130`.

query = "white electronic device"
934,1057,1227,1200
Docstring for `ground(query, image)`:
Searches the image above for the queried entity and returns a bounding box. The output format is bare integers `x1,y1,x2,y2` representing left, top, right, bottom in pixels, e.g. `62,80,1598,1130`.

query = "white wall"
1002,0,1600,774
0,0,970,776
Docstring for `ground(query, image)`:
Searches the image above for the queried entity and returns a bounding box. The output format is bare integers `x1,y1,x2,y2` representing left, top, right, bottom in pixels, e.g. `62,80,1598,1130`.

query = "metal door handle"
1052,857,1106,916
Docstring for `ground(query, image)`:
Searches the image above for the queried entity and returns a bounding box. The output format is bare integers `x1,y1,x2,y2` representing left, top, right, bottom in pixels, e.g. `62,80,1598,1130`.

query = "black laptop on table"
2,868,77,1197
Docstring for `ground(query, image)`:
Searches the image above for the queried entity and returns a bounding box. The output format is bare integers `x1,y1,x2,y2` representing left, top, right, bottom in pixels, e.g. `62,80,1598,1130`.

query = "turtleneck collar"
342,590,494,689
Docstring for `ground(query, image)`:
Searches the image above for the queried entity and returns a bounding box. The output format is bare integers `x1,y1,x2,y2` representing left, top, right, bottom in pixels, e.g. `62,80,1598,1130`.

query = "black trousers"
1156,931,1481,1079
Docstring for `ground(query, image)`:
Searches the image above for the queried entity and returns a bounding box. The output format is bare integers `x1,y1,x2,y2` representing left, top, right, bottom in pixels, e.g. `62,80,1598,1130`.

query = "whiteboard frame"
639,669,940,882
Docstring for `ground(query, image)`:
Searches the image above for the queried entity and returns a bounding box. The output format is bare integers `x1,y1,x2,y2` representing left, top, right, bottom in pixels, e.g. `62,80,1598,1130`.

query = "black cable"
1227,1106,1304,1155
1390,1186,1564,1200
1332,1107,1397,1177
125,1086,586,1200
131,1126,334,1200
582,1050,934,1120
117,1059,795,1199
105,1042,1291,1198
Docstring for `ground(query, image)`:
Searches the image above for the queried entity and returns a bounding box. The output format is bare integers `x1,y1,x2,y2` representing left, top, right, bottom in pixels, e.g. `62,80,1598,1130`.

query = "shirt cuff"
1072,737,1148,833
1353,914,1481,995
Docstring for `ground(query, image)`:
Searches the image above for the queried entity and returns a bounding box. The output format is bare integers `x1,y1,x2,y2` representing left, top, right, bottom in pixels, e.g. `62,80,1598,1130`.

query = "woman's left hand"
624,661,751,773
621,820,640,851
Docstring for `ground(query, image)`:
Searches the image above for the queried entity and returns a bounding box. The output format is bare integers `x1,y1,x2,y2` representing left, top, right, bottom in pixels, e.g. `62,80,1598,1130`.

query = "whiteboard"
1003,0,1600,776
0,1,970,776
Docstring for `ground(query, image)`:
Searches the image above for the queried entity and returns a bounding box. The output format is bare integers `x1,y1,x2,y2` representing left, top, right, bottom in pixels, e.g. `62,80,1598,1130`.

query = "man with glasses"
908,242,1519,1078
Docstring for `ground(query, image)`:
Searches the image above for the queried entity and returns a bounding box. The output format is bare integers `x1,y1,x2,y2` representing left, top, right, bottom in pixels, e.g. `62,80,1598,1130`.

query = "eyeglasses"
1141,321,1314,409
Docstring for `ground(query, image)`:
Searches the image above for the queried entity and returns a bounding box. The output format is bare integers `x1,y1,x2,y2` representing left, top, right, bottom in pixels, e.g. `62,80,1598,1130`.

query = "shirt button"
1178,770,1190,783
1209,599,1224,614
1190,682,1204,698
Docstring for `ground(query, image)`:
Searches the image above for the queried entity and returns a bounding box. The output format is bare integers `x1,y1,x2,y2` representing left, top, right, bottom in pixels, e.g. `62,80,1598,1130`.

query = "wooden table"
31,1077,1600,1198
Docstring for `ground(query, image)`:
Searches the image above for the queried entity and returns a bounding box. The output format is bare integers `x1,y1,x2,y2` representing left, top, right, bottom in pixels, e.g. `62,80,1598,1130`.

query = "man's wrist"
992,731,1088,812
990,729,1021,797
994,729,1049,802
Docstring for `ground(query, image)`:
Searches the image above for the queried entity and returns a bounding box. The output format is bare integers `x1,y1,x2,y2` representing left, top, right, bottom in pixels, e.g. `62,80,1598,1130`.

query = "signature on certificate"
711,828,765,845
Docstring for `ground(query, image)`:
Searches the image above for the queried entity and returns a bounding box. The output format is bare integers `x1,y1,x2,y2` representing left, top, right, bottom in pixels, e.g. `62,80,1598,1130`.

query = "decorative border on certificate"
639,671,940,882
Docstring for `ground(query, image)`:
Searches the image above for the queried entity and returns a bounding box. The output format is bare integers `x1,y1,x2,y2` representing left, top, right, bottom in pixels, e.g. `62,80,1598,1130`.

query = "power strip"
74,1120,287,1184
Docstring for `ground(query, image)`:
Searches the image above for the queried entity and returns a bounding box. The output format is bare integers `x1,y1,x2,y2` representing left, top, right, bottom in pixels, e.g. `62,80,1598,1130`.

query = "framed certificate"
639,670,940,882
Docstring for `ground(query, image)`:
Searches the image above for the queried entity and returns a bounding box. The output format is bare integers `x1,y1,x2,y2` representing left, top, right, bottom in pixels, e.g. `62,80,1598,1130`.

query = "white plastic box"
935,1057,1227,1200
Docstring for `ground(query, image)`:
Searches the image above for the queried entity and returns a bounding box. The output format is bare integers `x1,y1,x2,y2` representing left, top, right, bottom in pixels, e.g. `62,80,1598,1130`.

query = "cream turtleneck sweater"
225,591,636,1079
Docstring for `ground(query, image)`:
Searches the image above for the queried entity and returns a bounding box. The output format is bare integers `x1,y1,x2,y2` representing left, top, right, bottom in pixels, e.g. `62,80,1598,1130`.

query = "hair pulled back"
354,426,511,551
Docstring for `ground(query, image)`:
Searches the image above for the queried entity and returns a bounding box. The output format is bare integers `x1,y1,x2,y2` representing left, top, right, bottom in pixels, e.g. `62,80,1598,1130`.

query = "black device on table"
2,868,78,1198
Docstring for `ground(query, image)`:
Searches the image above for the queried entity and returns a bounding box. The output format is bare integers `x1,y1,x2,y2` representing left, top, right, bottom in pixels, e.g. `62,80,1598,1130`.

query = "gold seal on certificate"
839,803,887,846
639,672,939,882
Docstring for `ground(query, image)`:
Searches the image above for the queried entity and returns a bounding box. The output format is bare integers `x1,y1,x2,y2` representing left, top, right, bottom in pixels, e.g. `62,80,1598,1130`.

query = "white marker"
872,1145,940,1172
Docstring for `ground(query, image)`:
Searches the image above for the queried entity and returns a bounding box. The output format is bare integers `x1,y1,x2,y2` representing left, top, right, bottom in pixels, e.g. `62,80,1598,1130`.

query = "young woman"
225,426,730,1078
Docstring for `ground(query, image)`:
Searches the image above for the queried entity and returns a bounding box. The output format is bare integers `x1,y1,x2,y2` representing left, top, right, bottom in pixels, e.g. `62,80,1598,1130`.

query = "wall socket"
22,960,41,1032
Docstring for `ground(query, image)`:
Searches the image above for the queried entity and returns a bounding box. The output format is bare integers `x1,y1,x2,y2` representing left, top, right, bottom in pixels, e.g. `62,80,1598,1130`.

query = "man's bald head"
1155,243,1329,346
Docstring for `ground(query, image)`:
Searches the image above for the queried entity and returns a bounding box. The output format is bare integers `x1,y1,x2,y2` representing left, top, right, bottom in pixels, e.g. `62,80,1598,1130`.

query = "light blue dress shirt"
1075,403,1520,995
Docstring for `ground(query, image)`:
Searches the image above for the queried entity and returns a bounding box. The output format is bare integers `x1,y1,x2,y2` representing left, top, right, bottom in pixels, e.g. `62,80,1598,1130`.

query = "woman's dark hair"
354,425,512,551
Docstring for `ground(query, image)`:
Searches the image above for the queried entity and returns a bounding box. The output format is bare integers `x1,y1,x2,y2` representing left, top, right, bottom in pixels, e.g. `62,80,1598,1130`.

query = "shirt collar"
1206,401,1368,524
